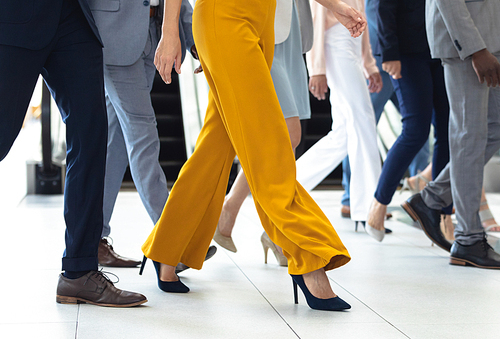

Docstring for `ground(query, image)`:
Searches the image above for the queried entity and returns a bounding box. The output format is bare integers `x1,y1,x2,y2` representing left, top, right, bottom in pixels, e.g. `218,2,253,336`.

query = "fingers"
174,54,182,75
489,64,500,87
194,64,203,74
309,84,327,100
154,53,173,84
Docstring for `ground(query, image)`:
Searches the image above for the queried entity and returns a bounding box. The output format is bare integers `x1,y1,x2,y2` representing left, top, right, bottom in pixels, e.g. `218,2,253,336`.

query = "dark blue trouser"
0,1,107,272
374,52,449,206
340,57,430,206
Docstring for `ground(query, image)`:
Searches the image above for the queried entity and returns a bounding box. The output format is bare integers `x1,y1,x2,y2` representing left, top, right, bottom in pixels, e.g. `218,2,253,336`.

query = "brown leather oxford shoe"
56,271,147,307
98,238,141,267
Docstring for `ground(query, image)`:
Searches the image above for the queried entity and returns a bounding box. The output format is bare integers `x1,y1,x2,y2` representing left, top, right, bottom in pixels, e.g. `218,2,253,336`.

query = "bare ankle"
302,268,336,299
159,263,178,282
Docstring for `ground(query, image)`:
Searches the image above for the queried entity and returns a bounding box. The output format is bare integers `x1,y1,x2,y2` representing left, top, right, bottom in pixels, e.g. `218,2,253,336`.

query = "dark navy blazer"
0,0,102,50
374,0,430,62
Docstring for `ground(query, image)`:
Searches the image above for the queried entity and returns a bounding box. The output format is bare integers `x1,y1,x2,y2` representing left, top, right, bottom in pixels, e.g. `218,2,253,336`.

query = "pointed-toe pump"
291,274,351,311
213,225,237,253
261,232,287,267
139,256,189,293
365,222,385,242
355,221,391,235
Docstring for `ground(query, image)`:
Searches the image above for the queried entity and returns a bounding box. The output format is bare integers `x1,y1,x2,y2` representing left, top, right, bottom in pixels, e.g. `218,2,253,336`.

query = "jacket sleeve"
361,28,379,77
360,1,378,77
376,0,399,62
434,0,486,60
180,0,195,52
306,1,327,76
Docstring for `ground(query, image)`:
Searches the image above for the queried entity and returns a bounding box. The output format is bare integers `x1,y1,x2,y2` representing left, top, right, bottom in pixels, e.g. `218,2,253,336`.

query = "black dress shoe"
175,245,218,274
56,271,147,307
98,238,142,267
401,193,451,252
450,238,500,269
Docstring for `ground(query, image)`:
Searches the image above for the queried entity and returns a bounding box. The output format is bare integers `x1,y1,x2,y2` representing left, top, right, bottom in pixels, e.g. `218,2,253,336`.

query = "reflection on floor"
1,189,500,339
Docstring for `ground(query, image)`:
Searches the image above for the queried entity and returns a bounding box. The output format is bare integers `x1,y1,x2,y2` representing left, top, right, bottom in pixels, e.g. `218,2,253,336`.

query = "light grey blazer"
89,0,194,66
426,0,500,60
275,0,314,53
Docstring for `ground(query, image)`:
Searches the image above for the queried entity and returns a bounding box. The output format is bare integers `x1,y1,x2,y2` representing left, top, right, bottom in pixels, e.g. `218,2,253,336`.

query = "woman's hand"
382,60,402,80
368,72,383,93
309,75,328,100
155,33,183,84
318,0,367,38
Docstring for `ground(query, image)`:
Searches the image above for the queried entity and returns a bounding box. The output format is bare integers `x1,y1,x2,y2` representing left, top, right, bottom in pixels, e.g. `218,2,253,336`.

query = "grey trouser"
102,19,168,237
422,53,500,245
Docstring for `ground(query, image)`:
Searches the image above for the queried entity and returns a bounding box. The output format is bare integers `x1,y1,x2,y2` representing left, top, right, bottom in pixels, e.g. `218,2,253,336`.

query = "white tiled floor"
1,188,500,339
2,127,500,339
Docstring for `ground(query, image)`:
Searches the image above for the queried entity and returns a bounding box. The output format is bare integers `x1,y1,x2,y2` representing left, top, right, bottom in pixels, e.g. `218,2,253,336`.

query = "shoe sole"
341,212,350,218
449,257,500,269
56,295,148,307
401,201,450,253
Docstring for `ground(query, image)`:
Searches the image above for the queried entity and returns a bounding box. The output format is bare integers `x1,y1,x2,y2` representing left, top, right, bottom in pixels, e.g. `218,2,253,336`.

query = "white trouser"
296,24,380,221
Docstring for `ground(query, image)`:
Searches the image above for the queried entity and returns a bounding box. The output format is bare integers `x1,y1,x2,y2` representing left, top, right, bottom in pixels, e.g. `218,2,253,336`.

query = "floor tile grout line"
223,250,301,339
75,305,80,339
328,278,411,339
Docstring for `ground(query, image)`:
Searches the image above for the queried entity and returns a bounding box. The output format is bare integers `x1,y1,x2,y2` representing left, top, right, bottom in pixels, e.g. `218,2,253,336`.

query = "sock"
64,270,91,279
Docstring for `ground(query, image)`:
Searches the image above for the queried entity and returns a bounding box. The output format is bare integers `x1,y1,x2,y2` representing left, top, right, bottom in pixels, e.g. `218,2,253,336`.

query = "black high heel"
139,256,189,293
355,221,392,234
291,274,350,311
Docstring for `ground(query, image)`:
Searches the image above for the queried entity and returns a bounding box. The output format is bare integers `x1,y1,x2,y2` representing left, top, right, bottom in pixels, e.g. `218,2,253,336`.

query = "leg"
144,0,350,280
103,50,168,229
322,25,380,221
0,45,44,161
102,96,129,237
218,116,301,239
442,57,497,244
42,9,107,272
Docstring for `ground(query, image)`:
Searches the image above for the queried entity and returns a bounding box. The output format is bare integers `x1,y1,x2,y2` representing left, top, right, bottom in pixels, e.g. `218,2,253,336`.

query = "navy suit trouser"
374,52,450,207
0,1,107,272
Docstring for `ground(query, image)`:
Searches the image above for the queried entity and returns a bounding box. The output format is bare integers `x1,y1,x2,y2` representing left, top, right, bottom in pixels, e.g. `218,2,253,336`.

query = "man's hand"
472,48,500,87
309,75,328,100
155,33,182,84
382,60,402,80
368,72,383,93
318,0,366,38
190,45,203,74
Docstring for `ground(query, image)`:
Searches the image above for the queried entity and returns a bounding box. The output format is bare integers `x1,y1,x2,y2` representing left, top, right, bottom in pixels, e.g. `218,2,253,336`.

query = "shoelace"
102,236,115,250
84,269,119,286
481,237,493,251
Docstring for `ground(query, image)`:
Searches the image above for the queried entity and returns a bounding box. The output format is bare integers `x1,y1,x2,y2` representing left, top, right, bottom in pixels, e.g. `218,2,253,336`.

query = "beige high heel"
261,232,287,267
213,225,237,253
400,172,429,195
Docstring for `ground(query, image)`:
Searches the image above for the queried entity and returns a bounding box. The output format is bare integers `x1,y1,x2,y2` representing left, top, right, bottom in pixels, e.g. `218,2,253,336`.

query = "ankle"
159,263,178,282
302,268,336,299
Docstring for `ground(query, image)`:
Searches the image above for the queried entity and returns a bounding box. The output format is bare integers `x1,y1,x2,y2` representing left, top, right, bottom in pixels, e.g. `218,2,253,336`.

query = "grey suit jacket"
89,0,194,66
426,0,500,60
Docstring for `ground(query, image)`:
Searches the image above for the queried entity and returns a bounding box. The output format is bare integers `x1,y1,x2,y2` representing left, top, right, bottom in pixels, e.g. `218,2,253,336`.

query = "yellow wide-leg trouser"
142,0,350,275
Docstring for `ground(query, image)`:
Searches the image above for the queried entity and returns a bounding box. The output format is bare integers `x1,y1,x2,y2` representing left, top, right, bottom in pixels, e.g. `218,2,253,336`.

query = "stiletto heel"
293,280,298,304
139,255,147,275
260,232,287,267
290,275,350,311
262,242,269,264
139,256,189,293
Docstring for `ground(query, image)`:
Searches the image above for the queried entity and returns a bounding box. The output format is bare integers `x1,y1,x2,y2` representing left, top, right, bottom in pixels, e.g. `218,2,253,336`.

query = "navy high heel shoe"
291,274,350,311
139,256,189,293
